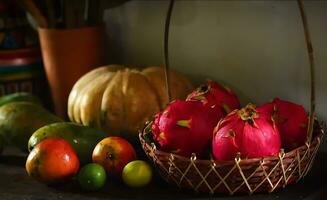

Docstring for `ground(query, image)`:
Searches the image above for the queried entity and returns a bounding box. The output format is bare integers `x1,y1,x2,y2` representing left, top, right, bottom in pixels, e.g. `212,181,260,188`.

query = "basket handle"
297,0,316,144
163,0,316,143
163,0,175,102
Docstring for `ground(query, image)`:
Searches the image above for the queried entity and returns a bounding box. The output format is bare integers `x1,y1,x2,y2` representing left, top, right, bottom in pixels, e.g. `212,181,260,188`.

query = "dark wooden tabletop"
0,147,326,200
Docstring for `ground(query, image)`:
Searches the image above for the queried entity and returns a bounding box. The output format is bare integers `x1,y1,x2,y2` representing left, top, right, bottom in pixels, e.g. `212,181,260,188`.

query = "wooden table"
0,147,326,200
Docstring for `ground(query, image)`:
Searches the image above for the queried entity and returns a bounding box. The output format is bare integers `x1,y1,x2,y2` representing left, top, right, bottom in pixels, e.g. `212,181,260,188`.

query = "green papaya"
28,122,109,164
0,102,63,151
0,92,42,107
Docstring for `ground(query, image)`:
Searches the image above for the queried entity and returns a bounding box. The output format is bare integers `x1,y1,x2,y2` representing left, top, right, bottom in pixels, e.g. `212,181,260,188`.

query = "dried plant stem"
297,0,316,143
163,0,175,103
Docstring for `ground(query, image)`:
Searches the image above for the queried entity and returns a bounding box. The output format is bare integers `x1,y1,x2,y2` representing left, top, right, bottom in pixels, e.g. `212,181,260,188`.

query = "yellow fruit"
68,65,193,138
122,160,153,188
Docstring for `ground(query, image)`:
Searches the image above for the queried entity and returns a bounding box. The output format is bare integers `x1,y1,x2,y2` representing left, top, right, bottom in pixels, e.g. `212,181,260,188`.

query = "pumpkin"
68,65,193,135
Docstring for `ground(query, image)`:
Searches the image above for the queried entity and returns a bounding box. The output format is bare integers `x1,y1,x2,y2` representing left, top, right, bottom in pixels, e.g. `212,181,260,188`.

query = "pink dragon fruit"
151,100,222,157
213,103,281,161
258,98,308,150
187,80,240,115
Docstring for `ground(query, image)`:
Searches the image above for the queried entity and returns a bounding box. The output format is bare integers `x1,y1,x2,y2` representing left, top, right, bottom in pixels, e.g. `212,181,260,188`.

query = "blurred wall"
103,0,327,150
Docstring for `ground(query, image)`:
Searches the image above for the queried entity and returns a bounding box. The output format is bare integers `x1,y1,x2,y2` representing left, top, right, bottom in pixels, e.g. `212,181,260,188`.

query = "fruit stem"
238,103,258,124
192,95,206,101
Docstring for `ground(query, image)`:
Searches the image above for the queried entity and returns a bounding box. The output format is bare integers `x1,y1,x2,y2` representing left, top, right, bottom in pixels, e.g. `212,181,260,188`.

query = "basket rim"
139,120,324,165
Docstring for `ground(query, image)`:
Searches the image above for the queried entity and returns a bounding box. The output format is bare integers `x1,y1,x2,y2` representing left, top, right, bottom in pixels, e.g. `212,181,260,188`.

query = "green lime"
78,163,106,191
122,160,153,188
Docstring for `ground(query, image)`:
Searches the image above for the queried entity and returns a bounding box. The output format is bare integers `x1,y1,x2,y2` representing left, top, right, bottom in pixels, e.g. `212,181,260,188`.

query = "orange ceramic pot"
38,26,104,118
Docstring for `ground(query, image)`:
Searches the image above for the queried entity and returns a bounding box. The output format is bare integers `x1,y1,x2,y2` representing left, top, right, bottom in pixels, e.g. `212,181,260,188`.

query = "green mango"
28,122,109,164
0,102,63,151
0,92,42,107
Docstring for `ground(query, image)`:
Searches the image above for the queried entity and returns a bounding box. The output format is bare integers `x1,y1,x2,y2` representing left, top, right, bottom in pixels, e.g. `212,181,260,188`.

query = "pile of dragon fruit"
150,80,308,160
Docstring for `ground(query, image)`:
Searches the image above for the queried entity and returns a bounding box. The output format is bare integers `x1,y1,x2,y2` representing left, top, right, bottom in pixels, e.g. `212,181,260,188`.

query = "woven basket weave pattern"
140,122,323,194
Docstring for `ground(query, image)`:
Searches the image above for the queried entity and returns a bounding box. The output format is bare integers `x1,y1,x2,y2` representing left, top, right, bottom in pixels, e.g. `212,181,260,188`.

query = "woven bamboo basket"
139,0,324,195
140,121,323,194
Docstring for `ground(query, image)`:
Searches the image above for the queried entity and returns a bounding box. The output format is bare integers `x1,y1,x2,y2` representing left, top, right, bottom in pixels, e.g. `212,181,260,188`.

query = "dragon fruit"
187,80,240,115
151,100,222,157
212,103,281,161
258,98,308,150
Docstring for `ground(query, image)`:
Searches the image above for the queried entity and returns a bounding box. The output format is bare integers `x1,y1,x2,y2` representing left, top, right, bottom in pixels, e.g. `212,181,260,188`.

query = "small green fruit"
78,163,106,191
122,160,153,188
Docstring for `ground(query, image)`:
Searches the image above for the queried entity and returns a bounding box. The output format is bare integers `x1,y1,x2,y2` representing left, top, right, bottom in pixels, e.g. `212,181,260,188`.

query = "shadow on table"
48,171,205,199
0,154,27,167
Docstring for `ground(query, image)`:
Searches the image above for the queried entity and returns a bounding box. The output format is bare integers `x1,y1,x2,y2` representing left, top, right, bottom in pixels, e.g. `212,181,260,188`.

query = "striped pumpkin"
68,65,193,136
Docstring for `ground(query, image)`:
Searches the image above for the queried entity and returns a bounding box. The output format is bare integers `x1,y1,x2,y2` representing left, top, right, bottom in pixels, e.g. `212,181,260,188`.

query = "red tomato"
26,138,80,182
92,136,136,177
